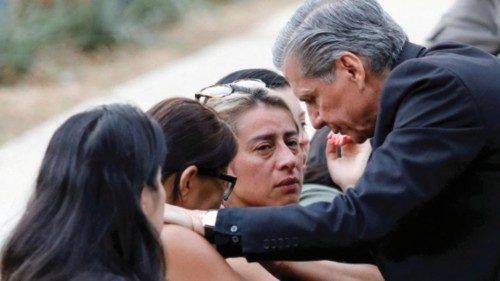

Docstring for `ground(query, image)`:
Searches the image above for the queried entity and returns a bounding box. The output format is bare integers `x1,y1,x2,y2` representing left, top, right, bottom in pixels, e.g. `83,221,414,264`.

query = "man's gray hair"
273,0,407,81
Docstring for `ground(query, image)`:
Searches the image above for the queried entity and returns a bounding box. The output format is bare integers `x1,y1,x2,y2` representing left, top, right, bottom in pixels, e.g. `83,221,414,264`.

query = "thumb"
337,135,358,155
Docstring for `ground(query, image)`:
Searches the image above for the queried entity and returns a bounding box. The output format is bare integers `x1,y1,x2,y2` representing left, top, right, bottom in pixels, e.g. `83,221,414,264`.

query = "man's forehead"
282,59,311,91
282,55,301,78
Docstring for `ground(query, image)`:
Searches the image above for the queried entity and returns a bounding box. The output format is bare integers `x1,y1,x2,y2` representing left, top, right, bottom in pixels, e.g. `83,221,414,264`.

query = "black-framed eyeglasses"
195,79,267,104
198,168,237,200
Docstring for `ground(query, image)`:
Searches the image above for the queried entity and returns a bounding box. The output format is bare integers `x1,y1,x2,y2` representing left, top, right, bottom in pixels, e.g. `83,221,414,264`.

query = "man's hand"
326,131,371,190
163,204,206,236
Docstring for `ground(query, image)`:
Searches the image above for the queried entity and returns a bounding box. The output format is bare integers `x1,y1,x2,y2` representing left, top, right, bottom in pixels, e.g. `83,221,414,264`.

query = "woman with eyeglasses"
201,78,382,281
1,104,166,281
147,97,237,210
146,97,243,281
217,69,311,160
216,68,343,206
195,80,302,280
199,81,303,210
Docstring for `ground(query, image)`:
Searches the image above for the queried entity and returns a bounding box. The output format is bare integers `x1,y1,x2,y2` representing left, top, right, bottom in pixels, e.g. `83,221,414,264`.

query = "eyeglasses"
195,79,267,104
198,168,237,200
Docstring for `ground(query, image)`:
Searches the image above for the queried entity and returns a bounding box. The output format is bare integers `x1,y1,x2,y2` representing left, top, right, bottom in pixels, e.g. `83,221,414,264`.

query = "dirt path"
0,0,296,144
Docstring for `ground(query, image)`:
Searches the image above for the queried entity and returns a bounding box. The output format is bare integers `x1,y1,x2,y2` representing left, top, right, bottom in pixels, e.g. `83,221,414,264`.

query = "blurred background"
0,0,296,144
0,0,454,245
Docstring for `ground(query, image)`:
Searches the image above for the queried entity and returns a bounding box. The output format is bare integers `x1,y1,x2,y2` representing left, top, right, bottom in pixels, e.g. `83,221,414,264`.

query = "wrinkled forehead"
281,55,315,96
235,103,298,135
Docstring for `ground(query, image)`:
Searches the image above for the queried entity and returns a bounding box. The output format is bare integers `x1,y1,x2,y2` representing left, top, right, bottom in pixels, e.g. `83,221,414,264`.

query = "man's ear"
178,165,198,202
336,52,366,90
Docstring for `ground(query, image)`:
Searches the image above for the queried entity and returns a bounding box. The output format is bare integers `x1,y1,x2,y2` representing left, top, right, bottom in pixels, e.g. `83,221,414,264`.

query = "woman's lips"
275,177,300,193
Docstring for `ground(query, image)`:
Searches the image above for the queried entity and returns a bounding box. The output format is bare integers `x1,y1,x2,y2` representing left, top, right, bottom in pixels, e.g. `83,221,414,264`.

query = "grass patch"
0,0,233,83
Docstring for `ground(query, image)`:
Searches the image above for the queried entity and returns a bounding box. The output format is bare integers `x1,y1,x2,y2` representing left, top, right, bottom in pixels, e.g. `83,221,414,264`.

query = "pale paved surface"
0,0,455,245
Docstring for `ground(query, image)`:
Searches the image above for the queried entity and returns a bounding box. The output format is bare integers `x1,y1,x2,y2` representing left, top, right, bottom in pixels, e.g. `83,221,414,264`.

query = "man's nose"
308,108,325,129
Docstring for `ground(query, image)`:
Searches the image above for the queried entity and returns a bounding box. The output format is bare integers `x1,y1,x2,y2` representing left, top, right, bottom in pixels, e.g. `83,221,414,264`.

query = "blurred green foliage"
0,0,233,83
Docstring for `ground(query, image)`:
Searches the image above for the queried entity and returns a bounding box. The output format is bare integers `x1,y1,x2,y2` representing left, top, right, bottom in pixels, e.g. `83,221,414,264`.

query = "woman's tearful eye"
255,143,273,153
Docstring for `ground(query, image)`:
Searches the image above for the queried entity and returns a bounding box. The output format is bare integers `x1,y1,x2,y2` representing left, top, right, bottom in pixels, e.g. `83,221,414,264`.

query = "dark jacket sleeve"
214,59,486,262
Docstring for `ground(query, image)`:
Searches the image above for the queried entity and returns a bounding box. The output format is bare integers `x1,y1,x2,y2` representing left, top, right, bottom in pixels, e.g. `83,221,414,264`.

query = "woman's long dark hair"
147,97,238,202
1,104,166,281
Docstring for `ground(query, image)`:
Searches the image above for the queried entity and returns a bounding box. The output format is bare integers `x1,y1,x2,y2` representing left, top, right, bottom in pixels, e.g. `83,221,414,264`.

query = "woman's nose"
276,145,298,170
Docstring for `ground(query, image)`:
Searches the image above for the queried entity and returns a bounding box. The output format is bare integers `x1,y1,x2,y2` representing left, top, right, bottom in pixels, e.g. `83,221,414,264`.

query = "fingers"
326,131,354,158
163,204,207,237
326,131,339,159
327,131,352,145
163,203,193,229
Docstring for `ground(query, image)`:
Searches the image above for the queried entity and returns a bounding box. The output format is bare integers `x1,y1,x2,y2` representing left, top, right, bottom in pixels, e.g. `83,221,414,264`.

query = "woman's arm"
227,257,278,281
261,260,384,281
161,225,243,281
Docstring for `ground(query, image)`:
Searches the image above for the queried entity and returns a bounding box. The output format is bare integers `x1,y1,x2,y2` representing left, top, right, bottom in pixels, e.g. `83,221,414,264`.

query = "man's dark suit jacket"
213,42,500,281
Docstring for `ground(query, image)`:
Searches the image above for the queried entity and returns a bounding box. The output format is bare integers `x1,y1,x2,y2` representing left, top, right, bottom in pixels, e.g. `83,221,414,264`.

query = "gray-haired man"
165,1,500,280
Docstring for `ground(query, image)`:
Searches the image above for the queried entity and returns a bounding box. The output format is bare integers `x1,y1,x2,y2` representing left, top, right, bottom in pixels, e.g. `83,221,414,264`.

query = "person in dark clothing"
164,0,500,280
1,104,166,281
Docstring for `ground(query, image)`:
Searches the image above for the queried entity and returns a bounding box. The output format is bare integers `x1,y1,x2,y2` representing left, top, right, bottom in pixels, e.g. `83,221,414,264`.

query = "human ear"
140,186,153,217
337,52,366,90
227,162,236,176
178,165,198,203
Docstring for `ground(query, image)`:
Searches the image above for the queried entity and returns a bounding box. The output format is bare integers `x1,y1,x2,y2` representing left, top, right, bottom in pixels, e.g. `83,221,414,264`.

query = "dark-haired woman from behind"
1,104,166,281
147,97,243,281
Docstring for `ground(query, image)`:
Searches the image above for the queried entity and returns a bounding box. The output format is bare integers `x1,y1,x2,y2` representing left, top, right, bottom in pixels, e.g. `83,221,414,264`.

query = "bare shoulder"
161,225,242,281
